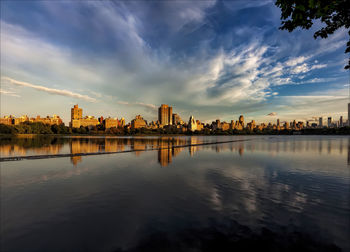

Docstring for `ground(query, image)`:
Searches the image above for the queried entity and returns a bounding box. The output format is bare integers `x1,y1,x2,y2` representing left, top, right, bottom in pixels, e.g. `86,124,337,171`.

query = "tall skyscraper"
328,117,332,127
277,119,280,127
158,104,173,125
340,116,343,127
319,117,323,128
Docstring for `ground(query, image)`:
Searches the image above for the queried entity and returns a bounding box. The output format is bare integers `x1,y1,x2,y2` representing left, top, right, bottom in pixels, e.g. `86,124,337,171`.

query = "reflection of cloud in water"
1,136,349,251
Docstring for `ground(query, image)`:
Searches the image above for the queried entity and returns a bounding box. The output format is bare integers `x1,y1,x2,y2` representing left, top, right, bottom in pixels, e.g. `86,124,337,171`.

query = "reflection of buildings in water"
134,143,146,156
238,146,244,156
292,141,296,153
339,138,343,154
0,145,26,156
173,147,184,157
70,139,101,165
158,140,173,167
157,138,186,167
327,140,331,154
71,155,82,166
318,140,323,154
283,141,287,152
105,140,119,152
189,137,200,156
276,141,280,153
0,144,62,156
70,140,101,154
158,148,172,167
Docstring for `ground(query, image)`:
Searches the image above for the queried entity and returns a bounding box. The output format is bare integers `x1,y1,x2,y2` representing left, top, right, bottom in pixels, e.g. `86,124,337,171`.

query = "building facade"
158,104,173,125
131,115,147,129
188,116,197,132
70,105,99,128
172,113,183,125
319,117,323,128
104,118,118,129
328,117,332,128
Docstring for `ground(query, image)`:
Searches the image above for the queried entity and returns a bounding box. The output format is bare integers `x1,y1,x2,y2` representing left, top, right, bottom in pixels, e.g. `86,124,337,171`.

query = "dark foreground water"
1,135,349,251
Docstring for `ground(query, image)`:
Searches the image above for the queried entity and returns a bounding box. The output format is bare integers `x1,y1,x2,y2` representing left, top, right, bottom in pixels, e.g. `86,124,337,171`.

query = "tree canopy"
275,0,350,69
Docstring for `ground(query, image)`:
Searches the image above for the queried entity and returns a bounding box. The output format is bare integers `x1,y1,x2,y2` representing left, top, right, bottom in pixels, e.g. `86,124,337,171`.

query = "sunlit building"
131,115,147,129
30,115,63,125
172,113,183,125
70,105,99,128
104,117,118,129
14,115,29,125
247,120,256,131
0,116,13,125
119,118,126,127
158,104,173,125
188,115,197,132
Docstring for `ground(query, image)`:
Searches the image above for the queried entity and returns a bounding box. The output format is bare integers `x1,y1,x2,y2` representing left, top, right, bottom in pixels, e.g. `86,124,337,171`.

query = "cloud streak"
2,76,96,102
117,101,157,111
0,89,20,98
267,112,277,116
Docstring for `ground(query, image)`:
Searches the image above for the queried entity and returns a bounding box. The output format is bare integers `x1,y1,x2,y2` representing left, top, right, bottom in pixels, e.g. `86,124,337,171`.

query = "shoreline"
1,132,350,138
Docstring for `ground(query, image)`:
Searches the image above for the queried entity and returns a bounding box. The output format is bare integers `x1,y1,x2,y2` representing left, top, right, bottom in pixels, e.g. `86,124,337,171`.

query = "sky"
1,0,349,125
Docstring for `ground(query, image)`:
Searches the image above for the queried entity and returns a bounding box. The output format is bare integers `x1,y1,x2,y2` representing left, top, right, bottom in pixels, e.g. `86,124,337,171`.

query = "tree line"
0,122,349,135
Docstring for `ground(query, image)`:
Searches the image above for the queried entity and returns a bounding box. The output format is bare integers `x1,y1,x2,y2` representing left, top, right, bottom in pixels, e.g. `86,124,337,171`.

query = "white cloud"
0,89,20,98
135,102,157,110
285,56,310,67
290,63,309,74
267,112,277,116
1,21,103,86
0,2,347,123
117,100,157,111
2,76,97,102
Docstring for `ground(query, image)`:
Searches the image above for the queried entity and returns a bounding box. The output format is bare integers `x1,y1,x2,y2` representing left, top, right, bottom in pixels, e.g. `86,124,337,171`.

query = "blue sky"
1,0,349,124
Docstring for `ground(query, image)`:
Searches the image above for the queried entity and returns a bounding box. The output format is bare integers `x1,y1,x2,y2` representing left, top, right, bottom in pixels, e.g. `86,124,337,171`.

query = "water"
1,135,349,251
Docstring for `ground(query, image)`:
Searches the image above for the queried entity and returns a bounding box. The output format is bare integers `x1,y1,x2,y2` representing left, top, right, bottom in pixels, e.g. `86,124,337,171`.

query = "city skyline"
1,103,348,130
1,1,349,124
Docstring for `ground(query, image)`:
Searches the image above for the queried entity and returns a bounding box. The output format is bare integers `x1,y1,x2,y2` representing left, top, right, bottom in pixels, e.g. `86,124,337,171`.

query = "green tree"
275,0,350,69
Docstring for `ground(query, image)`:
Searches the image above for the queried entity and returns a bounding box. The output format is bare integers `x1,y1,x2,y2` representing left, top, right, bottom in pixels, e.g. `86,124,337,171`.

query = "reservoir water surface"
1,135,349,251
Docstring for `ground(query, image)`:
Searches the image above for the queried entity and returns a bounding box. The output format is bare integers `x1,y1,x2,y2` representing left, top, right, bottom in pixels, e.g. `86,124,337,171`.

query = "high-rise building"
340,116,343,127
188,115,197,132
239,115,244,128
277,119,280,127
71,104,82,121
328,117,332,127
319,117,323,128
158,104,173,125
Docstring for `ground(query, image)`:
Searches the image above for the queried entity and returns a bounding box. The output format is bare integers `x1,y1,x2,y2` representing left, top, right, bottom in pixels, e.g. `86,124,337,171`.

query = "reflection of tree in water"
0,136,67,156
2,136,348,167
